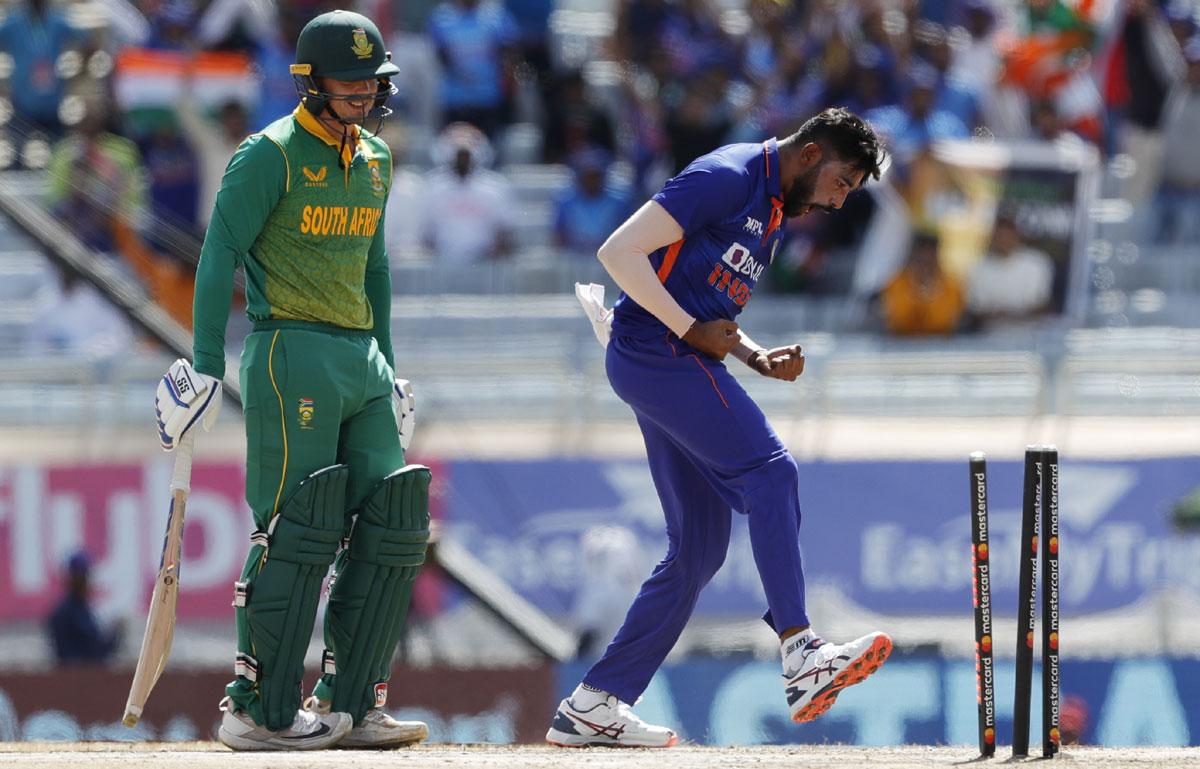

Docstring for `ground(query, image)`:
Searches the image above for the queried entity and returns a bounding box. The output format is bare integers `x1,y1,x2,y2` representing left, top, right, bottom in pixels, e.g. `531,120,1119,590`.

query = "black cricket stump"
1013,445,1043,758
1041,447,1061,757
968,452,996,758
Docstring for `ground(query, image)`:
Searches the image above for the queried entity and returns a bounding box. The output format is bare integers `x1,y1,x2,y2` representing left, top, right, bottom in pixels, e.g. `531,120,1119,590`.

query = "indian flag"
114,49,260,111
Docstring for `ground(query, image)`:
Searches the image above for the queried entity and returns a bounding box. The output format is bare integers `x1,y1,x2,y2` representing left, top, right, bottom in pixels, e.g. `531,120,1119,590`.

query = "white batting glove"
575,282,612,348
392,378,416,451
155,358,222,451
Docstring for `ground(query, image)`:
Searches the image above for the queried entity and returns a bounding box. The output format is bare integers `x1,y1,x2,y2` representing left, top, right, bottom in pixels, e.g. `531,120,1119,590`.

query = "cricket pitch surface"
1,743,1198,768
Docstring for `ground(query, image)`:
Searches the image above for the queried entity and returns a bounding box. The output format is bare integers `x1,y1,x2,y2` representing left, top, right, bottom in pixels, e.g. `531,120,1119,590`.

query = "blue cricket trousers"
583,332,810,704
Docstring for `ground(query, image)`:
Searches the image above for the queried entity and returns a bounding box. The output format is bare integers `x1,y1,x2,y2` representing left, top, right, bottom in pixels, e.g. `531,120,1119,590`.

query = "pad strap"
235,652,259,683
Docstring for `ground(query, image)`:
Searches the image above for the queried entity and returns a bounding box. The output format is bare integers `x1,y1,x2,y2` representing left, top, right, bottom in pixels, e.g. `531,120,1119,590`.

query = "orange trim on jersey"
657,239,685,283
666,332,730,409
763,196,784,244
688,354,730,409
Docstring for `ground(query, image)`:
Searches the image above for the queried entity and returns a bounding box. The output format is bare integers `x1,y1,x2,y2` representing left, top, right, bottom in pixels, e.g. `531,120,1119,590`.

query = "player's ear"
800,142,823,167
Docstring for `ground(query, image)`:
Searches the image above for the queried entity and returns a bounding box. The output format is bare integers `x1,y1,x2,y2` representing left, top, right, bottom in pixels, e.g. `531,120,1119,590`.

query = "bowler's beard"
782,166,831,218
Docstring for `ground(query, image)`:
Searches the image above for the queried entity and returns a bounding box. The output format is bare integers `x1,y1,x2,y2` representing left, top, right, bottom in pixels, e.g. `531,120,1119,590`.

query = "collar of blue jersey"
293,104,360,169
762,137,784,244
762,137,782,201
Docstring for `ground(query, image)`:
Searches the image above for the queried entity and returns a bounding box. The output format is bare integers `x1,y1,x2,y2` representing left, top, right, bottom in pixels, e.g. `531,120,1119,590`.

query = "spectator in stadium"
911,21,979,129
1164,1,1196,49
867,63,969,165
0,0,84,135
740,0,795,87
858,2,906,72
1031,99,1068,141
44,96,147,254
879,232,964,336
426,0,520,137
542,69,616,165
554,149,630,258
664,67,735,174
24,261,136,358
251,20,310,132
613,0,671,66
949,0,1001,100
844,46,899,117
135,117,201,245
1156,37,1200,244
657,0,738,80
966,216,1055,331
1108,0,1179,232
45,96,196,327
177,90,251,230
418,122,515,263
505,0,553,74
142,0,195,50
573,525,644,660
190,0,279,53
384,165,430,259
743,36,821,142
613,53,671,199
46,552,123,664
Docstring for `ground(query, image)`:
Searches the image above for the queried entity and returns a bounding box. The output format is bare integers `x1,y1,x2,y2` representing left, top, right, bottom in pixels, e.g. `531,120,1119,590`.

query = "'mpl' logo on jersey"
722,243,765,281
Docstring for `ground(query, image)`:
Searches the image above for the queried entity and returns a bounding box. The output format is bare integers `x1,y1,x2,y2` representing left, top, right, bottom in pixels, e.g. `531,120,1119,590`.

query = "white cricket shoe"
217,696,351,751
304,696,429,749
782,630,893,723
546,693,678,748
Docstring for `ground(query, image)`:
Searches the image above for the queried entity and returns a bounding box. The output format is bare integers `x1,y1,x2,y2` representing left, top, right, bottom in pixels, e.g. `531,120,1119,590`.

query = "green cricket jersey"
192,105,394,379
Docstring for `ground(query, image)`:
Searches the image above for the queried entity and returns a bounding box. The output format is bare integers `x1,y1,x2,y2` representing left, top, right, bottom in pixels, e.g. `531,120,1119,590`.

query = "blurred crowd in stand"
2,0,1199,345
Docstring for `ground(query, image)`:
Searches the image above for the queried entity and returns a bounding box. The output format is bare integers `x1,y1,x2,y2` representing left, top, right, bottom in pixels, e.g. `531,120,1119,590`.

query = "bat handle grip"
171,431,196,494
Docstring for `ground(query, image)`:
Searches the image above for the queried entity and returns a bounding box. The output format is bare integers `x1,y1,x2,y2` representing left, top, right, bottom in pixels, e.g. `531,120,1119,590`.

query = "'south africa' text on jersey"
299,205,383,237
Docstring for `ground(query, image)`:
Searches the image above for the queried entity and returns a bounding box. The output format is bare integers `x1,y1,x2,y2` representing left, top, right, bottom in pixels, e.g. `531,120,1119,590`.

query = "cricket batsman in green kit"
152,10,430,751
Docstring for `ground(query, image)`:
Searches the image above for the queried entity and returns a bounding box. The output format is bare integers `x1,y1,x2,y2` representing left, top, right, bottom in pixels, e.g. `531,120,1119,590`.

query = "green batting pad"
318,464,430,722
226,464,348,731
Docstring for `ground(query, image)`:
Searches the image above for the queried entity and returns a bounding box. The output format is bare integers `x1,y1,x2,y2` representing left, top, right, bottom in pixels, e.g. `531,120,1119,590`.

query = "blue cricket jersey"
611,139,786,340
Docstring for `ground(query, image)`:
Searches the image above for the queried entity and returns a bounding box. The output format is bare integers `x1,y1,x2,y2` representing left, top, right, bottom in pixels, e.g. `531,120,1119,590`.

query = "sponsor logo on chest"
722,242,766,281
302,166,328,188
705,242,772,307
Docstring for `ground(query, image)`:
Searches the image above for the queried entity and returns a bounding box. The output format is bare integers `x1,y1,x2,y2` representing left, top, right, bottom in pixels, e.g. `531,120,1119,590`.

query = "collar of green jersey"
293,104,360,170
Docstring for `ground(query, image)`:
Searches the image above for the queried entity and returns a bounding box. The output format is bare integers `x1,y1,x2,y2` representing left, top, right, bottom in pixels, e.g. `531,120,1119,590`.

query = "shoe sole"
790,634,893,724
336,729,429,750
546,728,679,749
218,730,349,751
336,738,426,750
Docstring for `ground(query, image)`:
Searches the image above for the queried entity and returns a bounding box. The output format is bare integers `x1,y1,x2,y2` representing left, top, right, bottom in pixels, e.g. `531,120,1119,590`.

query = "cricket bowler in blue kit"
549,108,892,748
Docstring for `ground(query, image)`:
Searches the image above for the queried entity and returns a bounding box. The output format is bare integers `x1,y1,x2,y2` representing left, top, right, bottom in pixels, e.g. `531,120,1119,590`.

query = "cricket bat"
122,430,195,727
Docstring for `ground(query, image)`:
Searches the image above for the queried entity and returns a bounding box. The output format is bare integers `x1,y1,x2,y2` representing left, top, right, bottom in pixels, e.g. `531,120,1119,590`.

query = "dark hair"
912,231,939,250
788,107,885,183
